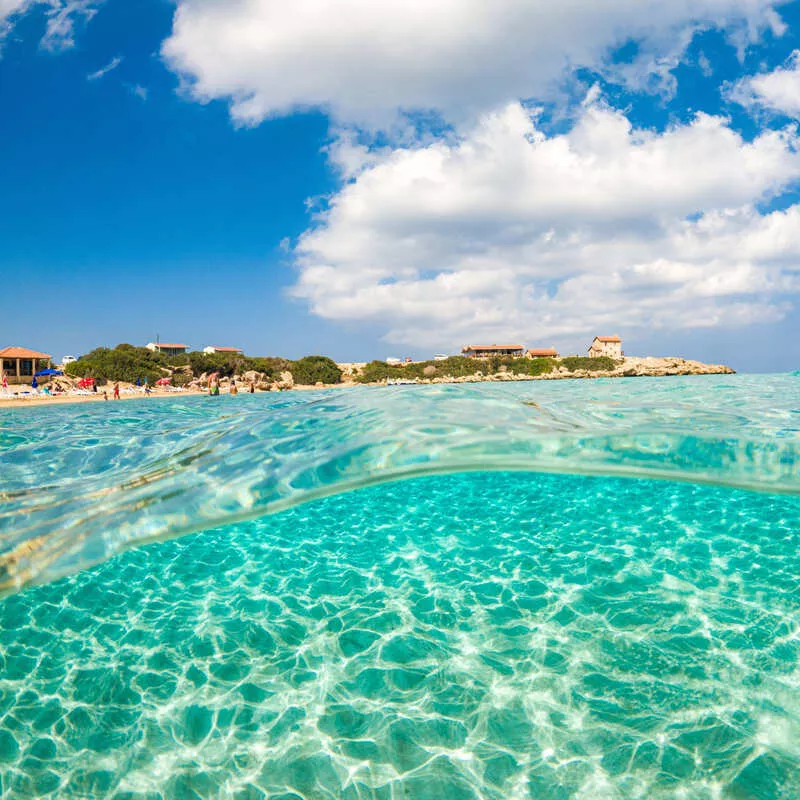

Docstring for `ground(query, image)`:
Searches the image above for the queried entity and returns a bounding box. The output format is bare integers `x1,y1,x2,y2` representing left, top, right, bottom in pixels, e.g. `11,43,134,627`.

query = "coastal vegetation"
560,356,616,372
186,351,292,381
65,345,342,386
64,345,169,386
353,355,617,383
290,356,342,385
62,345,621,389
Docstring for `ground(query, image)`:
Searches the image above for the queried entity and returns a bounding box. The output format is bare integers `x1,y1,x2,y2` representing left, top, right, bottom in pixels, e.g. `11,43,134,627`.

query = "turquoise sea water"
1,377,799,798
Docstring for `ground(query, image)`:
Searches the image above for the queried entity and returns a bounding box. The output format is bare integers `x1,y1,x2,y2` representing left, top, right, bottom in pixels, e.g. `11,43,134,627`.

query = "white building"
146,342,188,356
203,346,243,355
588,335,622,359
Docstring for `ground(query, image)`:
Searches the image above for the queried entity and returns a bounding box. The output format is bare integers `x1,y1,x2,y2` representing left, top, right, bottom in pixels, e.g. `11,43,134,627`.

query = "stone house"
588,336,623,359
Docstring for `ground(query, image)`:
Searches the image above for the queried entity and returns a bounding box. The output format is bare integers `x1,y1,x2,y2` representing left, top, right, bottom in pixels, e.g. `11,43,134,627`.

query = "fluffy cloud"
163,0,786,126
292,102,800,350
731,50,800,116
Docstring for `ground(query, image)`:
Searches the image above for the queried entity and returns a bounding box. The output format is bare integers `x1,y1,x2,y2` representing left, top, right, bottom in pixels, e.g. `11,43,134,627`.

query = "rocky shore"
351,356,734,386
0,357,735,408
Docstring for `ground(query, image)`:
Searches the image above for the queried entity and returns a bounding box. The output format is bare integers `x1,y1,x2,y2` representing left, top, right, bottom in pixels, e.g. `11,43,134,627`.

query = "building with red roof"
146,342,188,356
0,346,52,384
203,346,243,355
588,335,623,359
462,344,526,358
527,348,559,359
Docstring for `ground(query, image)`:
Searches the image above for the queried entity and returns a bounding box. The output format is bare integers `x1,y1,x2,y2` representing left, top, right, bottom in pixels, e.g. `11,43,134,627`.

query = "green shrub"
247,357,292,379
65,346,172,384
560,356,617,372
171,372,192,387
355,361,408,383
187,351,244,378
507,357,557,376
290,356,342,385
354,355,556,383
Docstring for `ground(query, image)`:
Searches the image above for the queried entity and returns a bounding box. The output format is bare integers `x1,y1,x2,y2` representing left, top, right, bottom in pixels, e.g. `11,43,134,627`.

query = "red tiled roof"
0,346,51,359
594,336,621,343
212,347,243,353
528,348,558,357
462,344,525,352
155,343,187,349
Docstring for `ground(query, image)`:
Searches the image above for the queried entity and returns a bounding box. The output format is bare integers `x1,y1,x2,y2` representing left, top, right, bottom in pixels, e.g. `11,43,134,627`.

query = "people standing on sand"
230,379,238,396
249,381,255,394
113,382,120,400
103,391,108,401
209,374,220,396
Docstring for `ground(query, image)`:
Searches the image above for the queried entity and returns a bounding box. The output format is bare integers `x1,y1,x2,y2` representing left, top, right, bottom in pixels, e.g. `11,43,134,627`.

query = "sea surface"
0,376,798,798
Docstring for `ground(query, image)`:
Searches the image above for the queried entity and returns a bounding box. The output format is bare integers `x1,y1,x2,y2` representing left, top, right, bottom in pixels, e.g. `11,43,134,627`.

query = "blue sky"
3,1,800,370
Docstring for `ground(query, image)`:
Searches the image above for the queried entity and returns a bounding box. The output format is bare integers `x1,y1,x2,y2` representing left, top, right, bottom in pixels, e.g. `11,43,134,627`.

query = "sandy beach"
0,383,355,408
0,389,209,408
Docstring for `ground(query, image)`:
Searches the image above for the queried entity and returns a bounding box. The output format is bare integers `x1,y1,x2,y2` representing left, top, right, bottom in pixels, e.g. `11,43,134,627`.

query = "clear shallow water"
0,472,798,799
1,376,799,798
2,375,800,591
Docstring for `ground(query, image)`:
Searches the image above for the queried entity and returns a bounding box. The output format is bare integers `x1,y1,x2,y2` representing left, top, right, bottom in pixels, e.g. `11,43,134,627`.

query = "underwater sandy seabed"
0,470,798,799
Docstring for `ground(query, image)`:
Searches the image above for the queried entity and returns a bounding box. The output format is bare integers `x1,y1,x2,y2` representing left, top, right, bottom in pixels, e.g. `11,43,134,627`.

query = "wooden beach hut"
0,346,52,385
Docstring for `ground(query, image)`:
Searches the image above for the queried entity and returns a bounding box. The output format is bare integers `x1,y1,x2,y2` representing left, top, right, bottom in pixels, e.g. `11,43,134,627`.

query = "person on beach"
103,391,108,401
113,382,120,400
209,374,220,396
230,379,238,396
249,381,255,393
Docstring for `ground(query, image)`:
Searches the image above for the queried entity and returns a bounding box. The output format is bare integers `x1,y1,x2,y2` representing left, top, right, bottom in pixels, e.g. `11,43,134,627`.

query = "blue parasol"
34,368,64,377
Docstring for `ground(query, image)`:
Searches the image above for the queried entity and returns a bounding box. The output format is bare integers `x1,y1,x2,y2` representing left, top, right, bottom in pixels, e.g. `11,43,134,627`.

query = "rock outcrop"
361,356,734,387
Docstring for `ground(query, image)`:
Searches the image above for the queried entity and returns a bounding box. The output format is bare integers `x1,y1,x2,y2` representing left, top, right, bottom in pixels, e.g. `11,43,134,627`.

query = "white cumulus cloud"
162,0,786,126
731,50,800,116
292,102,800,350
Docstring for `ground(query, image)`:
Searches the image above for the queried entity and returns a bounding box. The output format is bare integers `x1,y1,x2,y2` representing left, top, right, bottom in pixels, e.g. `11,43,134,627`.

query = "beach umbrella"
34,368,64,377
156,377,171,385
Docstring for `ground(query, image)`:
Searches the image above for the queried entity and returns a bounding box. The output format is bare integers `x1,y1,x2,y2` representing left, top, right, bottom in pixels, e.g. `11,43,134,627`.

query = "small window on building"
20,359,33,375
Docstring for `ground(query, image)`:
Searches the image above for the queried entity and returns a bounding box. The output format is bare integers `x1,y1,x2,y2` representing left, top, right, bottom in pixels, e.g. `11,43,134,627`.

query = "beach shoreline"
0,356,735,409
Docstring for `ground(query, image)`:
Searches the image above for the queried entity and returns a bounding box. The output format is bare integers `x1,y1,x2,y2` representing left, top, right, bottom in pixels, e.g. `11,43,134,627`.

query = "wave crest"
1,375,798,592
